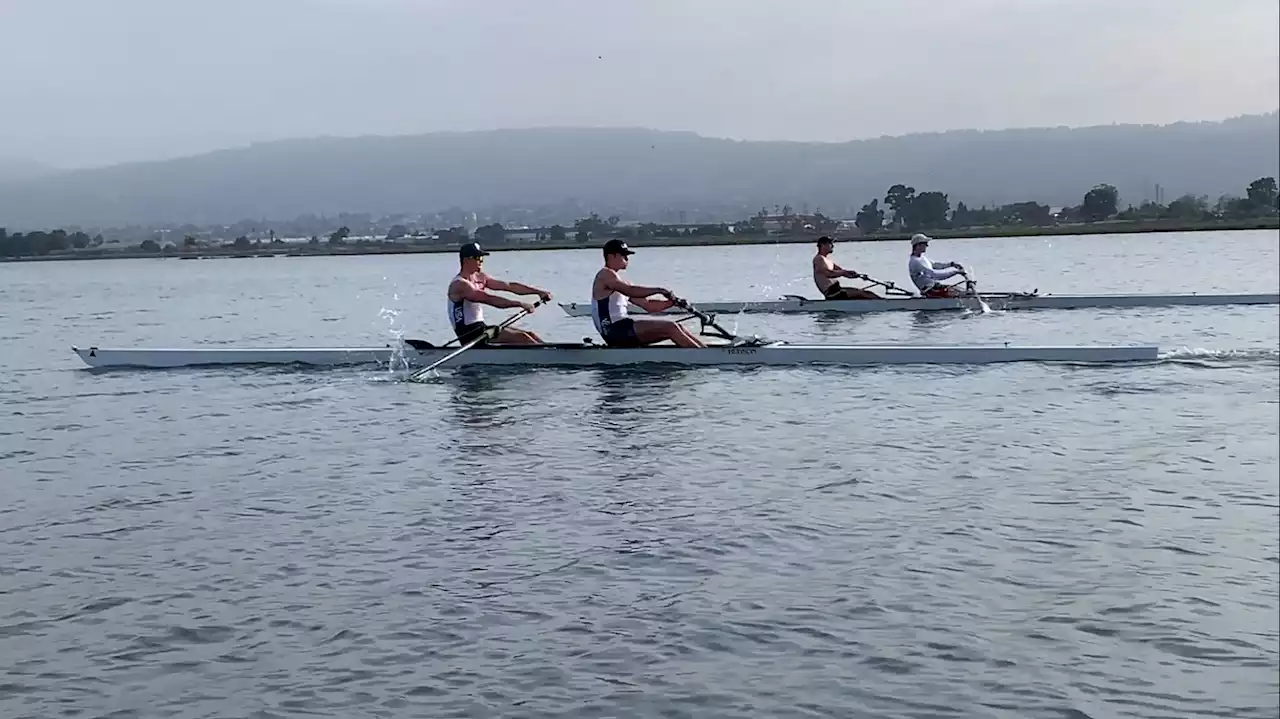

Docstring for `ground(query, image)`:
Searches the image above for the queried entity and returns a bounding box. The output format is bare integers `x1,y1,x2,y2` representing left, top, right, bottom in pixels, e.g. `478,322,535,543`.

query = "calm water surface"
2,231,1278,718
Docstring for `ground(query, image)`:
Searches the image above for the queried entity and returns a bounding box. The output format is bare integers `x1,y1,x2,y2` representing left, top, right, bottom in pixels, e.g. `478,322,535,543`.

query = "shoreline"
3,216,1276,263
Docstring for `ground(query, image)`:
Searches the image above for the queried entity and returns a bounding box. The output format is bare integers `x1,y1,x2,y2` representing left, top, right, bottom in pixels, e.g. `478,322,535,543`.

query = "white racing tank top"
447,273,486,327
591,290,629,335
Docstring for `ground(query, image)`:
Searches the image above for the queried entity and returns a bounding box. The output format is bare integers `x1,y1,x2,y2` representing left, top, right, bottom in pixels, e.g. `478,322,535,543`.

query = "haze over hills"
0,112,1276,230
0,157,58,184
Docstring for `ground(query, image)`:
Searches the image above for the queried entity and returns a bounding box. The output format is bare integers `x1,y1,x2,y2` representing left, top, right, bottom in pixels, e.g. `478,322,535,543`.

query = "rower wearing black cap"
590,239,705,348
447,241,551,344
813,236,880,300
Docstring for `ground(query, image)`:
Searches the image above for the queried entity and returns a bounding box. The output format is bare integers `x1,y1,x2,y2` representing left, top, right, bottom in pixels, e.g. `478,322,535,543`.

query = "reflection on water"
805,311,876,340
582,367,708,483
446,369,507,428
591,366,689,416
909,309,973,332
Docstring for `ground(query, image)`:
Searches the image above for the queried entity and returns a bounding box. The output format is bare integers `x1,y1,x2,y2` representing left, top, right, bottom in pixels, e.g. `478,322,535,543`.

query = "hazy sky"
2,0,1277,168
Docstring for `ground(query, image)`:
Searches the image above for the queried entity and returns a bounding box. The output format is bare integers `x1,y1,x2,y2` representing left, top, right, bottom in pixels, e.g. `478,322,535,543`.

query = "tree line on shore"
2,177,1276,258
0,229,103,258
404,175,1279,246
468,176,1279,244
846,176,1278,235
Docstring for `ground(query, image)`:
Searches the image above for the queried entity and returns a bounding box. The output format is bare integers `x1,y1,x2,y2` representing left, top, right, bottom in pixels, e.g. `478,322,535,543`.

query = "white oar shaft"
408,299,545,379
413,336,484,376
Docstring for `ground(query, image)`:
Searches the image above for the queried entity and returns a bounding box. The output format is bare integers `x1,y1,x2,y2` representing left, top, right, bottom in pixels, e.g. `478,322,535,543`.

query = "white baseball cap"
910,233,931,246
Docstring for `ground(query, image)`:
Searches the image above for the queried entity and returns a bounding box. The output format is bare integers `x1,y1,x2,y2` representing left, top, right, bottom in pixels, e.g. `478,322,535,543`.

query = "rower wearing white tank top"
590,239,704,348
447,242,551,345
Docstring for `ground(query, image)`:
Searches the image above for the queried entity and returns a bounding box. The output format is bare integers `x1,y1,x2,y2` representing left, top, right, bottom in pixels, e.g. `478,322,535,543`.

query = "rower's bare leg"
633,318,705,348
493,327,543,345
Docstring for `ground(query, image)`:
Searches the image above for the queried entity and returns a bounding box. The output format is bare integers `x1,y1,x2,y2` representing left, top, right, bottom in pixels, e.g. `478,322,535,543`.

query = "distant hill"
1,113,1277,229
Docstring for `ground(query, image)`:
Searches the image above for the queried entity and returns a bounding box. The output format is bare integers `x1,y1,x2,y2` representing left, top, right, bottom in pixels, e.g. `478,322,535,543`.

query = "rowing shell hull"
72,342,1160,369
557,292,1280,316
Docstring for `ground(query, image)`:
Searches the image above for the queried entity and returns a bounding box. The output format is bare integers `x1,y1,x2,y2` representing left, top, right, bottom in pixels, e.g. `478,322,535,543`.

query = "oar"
407,299,546,380
850,272,916,297
672,298,765,345
959,269,993,313
670,299,728,339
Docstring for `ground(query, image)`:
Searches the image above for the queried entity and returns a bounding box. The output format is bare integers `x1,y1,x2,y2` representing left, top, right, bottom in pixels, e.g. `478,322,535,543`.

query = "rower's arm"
930,263,963,280
816,258,860,279
604,274,670,300
454,280,524,310
603,273,675,312
487,277,551,299
633,297,676,312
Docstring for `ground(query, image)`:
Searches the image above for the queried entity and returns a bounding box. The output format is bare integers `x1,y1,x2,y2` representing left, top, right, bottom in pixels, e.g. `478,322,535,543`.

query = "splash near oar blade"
961,270,994,314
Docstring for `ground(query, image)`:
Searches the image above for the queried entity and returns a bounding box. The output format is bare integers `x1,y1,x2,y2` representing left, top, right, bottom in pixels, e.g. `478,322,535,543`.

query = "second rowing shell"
557,292,1280,316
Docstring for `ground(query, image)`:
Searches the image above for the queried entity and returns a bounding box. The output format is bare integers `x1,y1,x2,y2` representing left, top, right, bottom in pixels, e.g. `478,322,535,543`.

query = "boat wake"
1157,346,1280,368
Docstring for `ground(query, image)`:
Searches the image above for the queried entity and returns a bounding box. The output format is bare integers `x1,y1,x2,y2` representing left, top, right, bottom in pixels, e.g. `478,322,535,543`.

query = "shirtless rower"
907,234,968,298
590,239,705,348
447,242,551,345
813,236,880,300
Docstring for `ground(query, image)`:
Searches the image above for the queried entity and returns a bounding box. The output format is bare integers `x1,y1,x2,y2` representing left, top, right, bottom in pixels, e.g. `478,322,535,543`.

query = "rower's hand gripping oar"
407,299,546,380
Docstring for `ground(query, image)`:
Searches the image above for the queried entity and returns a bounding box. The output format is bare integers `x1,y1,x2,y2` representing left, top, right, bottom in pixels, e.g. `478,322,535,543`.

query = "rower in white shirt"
907,234,968,297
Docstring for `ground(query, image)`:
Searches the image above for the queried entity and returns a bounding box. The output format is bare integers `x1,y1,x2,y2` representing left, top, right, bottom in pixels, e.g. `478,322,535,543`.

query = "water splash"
961,304,1003,319
378,297,410,373
962,266,994,314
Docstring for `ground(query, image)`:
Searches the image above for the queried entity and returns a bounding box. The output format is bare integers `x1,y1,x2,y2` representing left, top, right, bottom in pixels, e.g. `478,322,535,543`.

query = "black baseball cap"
459,242,490,258
817,235,834,245
603,239,635,257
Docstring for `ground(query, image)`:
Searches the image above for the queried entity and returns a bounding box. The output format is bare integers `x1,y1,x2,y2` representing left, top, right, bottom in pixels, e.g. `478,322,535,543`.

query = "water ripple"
2,239,1278,718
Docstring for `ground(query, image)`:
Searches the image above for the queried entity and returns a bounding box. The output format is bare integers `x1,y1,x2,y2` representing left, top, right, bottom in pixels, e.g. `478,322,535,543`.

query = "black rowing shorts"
600,318,641,348
454,321,492,344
